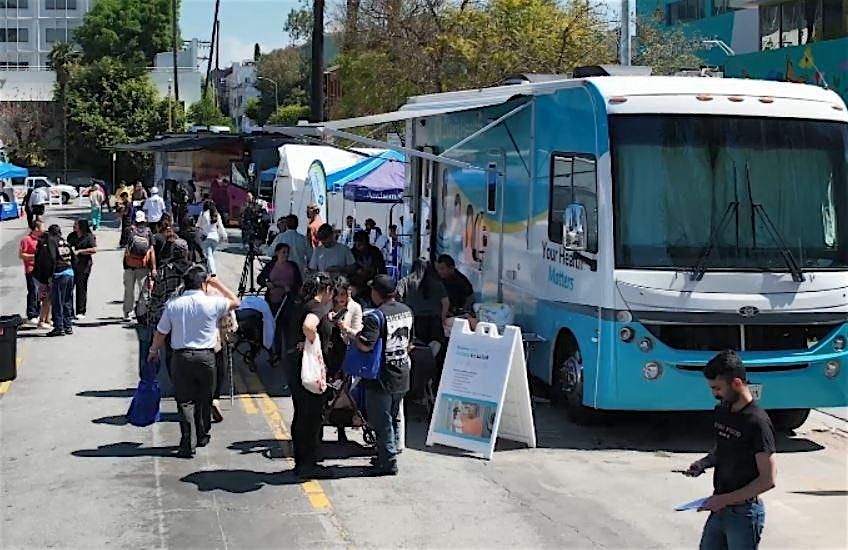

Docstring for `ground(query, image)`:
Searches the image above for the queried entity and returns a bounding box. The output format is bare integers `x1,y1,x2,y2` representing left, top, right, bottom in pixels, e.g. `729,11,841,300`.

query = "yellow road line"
232,370,259,415
240,369,332,510
0,356,23,395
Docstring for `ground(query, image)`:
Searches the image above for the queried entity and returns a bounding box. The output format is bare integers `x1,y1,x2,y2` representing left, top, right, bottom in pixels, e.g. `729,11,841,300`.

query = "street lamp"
255,76,279,109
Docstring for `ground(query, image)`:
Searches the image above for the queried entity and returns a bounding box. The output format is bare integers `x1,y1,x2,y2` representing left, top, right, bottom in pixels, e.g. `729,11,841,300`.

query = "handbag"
126,360,161,427
301,334,327,394
341,309,384,380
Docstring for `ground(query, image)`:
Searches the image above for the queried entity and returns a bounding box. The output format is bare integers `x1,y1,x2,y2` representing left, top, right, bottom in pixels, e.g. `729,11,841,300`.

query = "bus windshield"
611,115,848,272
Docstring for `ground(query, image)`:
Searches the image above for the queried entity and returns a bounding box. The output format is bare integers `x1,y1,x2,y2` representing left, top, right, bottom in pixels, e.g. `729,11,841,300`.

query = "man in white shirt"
149,268,239,458
143,186,166,233
340,215,360,247
309,223,355,274
269,214,310,275
365,218,391,261
28,184,49,222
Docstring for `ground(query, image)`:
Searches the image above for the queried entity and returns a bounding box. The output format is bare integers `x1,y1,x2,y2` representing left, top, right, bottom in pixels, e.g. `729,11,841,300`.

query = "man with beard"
681,350,776,550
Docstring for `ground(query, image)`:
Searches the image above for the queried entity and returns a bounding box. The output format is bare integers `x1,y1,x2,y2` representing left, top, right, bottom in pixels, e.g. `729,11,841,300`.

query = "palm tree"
47,42,81,184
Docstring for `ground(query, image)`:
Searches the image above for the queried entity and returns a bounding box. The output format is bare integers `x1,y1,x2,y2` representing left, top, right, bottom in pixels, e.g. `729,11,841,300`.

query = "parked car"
0,176,79,205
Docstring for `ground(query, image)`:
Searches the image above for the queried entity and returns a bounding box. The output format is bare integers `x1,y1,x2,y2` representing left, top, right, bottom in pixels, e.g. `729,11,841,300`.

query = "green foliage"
284,0,313,44
187,89,232,129
266,104,310,126
0,102,60,167
47,42,82,90
74,0,180,66
634,21,704,75
253,46,309,124
65,58,168,175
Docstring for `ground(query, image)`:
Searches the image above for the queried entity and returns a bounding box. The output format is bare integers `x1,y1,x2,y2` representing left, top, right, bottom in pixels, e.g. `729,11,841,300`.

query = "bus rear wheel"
768,408,810,432
552,337,603,425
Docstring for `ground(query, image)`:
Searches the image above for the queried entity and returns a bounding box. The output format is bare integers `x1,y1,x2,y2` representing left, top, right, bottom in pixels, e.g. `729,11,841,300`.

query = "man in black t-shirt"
682,350,776,550
342,274,414,476
434,254,474,314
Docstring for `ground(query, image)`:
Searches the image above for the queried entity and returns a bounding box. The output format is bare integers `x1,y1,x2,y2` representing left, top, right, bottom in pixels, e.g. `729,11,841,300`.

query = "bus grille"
675,363,809,373
643,323,839,352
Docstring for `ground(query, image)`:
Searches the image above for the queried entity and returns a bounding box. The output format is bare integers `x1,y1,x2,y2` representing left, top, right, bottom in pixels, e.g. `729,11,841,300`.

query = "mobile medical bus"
269,69,848,429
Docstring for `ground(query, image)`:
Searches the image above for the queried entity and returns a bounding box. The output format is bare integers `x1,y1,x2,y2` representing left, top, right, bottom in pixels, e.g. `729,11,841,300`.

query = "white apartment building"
0,0,94,69
225,60,259,130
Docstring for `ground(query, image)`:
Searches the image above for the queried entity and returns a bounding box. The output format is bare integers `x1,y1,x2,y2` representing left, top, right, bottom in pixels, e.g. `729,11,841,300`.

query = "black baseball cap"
368,274,396,296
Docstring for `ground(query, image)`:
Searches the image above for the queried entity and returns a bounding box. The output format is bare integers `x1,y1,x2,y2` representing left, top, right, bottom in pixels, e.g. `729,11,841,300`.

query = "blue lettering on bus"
548,266,574,290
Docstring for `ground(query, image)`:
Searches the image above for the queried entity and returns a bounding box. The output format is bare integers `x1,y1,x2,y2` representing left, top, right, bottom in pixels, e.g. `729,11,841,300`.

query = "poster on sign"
426,319,536,459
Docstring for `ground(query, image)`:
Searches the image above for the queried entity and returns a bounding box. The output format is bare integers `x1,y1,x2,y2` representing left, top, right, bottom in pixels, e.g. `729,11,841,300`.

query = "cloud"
217,36,271,66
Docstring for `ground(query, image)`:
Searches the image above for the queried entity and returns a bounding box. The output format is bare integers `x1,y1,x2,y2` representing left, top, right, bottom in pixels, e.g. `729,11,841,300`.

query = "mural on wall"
730,42,848,103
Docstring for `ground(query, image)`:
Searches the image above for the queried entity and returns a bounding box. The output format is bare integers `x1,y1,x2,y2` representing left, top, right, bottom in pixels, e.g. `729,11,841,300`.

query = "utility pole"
171,0,180,105
206,0,221,98
619,0,633,66
215,20,220,70
310,0,325,122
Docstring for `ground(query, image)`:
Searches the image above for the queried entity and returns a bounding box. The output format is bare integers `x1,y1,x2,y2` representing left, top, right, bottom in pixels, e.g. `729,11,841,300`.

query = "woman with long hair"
325,276,363,443
257,242,303,354
396,259,448,345
198,200,227,277
67,219,97,319
289,272,334,479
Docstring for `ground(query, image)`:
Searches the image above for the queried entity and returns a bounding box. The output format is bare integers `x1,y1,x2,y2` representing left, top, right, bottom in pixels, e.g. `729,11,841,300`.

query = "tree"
266,104,310,126
65,58,169,176
187,88,232,128
0,102,60,167
634,21,703,75
48,41,82,182
284,0,313,44
74,0,180,66
254,43,261,61
252,46,309,124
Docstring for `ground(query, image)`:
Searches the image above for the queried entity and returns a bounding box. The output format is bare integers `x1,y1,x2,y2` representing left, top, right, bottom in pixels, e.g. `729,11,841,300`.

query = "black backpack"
33,238,53,284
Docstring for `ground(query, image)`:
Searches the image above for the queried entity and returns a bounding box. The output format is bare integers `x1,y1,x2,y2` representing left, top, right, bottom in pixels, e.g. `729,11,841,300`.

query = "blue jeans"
25,273,39,319
51,274,74,331
201,238,218,275
700,499,765,550
365,384,403,470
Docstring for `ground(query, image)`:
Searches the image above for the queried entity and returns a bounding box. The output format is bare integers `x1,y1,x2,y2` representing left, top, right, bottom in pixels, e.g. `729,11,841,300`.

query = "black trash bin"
0,314,22,382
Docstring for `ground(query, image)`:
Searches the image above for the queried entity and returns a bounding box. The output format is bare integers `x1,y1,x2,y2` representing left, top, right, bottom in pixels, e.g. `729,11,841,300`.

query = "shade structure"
260,165,277,183
0,162,28,179
327,150,405,203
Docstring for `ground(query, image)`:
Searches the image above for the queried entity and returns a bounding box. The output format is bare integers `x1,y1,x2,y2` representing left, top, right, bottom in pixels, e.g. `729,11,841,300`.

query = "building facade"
0,0,94,69
637,0,848,103
224,60,259,131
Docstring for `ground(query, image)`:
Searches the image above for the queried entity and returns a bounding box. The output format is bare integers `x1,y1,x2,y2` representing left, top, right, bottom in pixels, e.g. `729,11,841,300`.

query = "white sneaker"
76,314,86,320
27,317,38,326
123,313,131,321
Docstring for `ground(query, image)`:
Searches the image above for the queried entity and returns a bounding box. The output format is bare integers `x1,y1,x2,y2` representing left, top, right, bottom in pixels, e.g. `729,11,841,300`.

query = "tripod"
238,242,261,297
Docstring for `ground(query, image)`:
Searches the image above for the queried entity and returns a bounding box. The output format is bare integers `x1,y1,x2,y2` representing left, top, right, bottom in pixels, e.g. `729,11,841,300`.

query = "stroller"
323,375,376,446
232,292,287,371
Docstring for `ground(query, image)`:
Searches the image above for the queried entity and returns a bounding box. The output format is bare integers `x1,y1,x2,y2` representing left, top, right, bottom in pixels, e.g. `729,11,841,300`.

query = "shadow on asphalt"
180,465,370,493
71,442,179,458
228,439,290,459
790,490,848,497
92,413,180,425
77,388,136,398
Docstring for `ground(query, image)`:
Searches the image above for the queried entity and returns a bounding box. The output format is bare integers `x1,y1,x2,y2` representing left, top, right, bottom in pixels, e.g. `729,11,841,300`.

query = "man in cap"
340,274,414,475
148,266,240,458
143,185,166,233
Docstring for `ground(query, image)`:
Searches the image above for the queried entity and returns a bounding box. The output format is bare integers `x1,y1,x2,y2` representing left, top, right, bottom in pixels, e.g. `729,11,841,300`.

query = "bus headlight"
638,337,653,352
616,310,633,323
619,327,635,342
825,360,841,379
833,336,846,352
643,361,663,380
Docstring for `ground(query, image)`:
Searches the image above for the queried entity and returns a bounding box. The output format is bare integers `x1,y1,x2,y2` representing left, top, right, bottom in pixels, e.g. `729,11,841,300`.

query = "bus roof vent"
674,67,725,78
573,65,652,78
499,73,564,86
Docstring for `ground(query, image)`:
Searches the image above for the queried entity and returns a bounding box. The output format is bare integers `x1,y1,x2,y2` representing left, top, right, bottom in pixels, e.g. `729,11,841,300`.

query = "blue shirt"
54,267,74,278
156,290,229,350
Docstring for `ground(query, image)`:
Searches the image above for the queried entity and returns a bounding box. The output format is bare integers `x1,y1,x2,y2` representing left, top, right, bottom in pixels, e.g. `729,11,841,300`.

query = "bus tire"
552,332,603,425
768,408,810,432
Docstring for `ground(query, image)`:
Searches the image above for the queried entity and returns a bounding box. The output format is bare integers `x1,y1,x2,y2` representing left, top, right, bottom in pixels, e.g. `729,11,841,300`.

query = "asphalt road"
1,205,846,549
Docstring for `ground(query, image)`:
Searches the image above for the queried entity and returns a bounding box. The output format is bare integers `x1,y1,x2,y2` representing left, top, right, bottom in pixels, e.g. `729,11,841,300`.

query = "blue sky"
180,0,302,66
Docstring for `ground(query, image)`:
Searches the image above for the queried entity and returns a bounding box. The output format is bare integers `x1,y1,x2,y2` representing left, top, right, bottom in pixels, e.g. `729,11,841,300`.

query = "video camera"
241,202,271,251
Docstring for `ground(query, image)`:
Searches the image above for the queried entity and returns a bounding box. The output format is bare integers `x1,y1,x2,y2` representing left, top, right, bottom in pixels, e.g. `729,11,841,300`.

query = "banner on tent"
426,319,536,460
307,160,327,221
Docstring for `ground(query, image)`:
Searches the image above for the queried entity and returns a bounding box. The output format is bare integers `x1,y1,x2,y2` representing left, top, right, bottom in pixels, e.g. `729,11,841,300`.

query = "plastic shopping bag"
126,360,161,427
301,334,327,394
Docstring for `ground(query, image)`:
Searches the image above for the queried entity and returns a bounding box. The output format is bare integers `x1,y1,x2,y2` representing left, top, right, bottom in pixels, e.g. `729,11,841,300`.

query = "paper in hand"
675,497,708,512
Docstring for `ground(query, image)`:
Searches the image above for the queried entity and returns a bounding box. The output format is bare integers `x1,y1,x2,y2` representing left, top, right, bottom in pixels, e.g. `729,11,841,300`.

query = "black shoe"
337,428,348,443
64,328,73,335
197,435,211,448
211,405,223,424
367,464,398,477
45,329,65,337
176,447,195,459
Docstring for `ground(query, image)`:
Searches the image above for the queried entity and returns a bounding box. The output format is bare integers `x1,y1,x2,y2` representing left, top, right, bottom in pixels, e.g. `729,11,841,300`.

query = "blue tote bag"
126,359,161,427
341,309,384,380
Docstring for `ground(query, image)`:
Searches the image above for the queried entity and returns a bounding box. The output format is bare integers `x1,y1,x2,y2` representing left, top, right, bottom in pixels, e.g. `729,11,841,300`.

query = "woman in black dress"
67,219,97,319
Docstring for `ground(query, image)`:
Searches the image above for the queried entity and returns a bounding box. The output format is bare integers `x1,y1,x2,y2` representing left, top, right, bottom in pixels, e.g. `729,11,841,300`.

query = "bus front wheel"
552,337,603,424
768,408,810,432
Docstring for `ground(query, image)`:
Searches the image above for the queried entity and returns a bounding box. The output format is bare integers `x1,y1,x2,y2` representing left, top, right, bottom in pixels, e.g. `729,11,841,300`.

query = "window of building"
0,61,29,69
713,0,740,16
667,0,704,25
822,0,848,39
45,0,77,9
761,0,846,50
44,27,68,43
0,1,30,8
548,153,598,252
0,28,29,42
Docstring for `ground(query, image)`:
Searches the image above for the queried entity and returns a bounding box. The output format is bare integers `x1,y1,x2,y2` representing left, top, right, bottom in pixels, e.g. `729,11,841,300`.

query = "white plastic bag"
301,334,327,394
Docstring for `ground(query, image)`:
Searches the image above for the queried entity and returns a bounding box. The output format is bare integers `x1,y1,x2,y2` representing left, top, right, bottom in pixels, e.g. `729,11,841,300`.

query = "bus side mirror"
563,203,587,251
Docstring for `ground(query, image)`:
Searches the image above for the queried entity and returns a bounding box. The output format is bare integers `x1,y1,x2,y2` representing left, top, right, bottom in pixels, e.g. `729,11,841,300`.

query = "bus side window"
548,153,598,252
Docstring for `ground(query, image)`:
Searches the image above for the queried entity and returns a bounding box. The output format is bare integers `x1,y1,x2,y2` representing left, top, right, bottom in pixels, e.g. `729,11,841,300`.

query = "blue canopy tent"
0,162,28,179
326,150,405,203
259,165,277,183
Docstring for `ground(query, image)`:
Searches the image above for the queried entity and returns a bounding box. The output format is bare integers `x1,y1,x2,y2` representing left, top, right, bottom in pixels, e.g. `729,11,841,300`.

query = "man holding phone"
680,350,777,550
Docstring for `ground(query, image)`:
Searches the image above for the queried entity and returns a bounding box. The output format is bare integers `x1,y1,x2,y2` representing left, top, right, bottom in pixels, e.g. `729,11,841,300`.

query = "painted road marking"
232,370,259,415
239,369,332,510
0,356,23,395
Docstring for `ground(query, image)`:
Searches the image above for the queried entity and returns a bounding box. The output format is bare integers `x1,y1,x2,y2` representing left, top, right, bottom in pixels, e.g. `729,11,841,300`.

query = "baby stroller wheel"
363,426,376,447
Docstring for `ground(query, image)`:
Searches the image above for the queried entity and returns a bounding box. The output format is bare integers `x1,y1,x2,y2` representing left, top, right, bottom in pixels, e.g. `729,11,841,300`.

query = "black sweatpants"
75,268,91,315
287,357,324,469
172,349,216,451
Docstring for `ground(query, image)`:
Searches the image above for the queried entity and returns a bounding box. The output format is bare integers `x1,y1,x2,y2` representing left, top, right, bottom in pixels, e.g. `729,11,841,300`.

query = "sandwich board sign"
426,319,536,459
